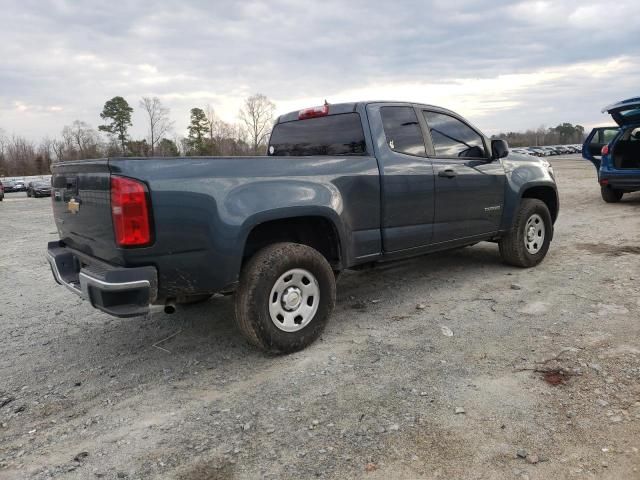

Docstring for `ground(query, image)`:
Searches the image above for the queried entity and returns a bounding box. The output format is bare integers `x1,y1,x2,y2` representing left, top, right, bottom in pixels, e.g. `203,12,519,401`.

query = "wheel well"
243,217,341,268
522,186,558,222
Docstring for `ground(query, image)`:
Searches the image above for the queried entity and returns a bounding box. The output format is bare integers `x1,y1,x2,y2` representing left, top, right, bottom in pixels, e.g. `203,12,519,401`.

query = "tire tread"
499,198,552,268
234,242,335,353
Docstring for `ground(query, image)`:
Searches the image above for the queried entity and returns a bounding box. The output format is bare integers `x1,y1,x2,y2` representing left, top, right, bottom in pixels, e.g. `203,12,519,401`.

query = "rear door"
367,103,435,252
51,160,117,262
421,109,505,243
582,127,619,169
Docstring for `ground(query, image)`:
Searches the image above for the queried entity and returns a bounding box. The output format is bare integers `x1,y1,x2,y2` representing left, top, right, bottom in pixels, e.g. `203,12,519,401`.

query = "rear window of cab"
268,113,367,156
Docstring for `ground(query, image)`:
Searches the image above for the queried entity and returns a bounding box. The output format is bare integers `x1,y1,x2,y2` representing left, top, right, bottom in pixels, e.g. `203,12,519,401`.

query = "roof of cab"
275,101,459,124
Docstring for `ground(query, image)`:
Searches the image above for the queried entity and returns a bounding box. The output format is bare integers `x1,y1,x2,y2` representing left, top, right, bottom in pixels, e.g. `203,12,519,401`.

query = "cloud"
0,0,638,139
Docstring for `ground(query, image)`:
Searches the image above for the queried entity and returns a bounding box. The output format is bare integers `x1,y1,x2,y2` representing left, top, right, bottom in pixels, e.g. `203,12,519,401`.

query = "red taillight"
600,178,609,186
601,144,609,156
298,104,329,120
111,176,151,247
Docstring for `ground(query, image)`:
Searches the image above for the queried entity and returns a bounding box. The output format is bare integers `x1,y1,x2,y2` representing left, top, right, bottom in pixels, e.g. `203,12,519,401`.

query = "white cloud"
0,0,638,139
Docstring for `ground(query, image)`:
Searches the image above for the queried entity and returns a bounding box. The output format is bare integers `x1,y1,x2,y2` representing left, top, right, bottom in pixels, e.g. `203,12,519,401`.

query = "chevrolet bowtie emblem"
68,198,80,214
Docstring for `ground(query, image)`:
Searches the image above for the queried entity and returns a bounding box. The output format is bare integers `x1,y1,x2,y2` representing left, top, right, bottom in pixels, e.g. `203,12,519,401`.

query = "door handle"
438,168,457,178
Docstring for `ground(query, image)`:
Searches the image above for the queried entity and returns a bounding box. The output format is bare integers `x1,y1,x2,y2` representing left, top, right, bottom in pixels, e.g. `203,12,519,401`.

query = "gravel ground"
1,156,639,480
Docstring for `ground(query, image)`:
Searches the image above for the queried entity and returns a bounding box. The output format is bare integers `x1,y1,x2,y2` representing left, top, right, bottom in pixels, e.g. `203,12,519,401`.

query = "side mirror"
491,139,509,160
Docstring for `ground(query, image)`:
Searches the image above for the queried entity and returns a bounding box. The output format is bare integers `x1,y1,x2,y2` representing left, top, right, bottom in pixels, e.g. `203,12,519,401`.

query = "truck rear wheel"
234,242,336,353
600,186,623,203
499,199,552,268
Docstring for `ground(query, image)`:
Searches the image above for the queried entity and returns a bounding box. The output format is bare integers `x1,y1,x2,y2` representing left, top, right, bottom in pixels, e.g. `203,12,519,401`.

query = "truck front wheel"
234,242,336,353
499,199,552,268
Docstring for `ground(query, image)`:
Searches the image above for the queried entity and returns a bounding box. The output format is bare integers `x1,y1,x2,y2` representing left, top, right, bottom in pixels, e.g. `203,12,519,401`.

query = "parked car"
526,147,547,157
583,97,640,202
2,180,16,193
47,100,558,353
542,146,559,156
554,146,569,154
511,148,533,156
0,180,4,201
12,180,26,192
27,180,52,198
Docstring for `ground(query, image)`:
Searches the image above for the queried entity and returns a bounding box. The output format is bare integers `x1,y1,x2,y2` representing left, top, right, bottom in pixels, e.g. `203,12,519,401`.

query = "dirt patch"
575,242,640,256
542,369,570,386
176,458,236,480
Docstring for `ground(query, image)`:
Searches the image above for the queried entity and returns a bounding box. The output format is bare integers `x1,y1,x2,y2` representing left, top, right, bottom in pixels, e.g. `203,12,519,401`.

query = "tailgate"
51,159,119,263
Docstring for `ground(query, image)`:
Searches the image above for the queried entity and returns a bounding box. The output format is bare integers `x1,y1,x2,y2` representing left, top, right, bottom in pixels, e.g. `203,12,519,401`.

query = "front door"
421,109,505,243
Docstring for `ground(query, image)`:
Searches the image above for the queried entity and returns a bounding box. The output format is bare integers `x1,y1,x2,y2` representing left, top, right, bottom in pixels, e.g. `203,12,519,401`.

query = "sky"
1,0,639,141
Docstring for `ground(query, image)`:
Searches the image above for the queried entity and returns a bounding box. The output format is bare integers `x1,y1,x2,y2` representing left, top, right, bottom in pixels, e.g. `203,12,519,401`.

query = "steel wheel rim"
268,268,320,332
524,213,545,254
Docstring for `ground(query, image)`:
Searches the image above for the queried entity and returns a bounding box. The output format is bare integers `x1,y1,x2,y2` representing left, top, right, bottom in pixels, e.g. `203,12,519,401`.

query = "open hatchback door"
602,97,640,126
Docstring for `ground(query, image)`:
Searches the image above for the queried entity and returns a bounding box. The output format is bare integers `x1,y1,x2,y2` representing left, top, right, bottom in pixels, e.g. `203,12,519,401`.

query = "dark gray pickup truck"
47,101,558,353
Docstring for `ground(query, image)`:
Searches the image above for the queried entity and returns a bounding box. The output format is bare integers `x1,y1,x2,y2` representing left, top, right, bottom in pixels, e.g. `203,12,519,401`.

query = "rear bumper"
47,241,158,318
601,175,640,191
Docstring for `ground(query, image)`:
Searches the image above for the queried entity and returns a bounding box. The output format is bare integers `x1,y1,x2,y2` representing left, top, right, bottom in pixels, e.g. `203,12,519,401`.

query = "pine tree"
99,96,133,155
187,108,209,155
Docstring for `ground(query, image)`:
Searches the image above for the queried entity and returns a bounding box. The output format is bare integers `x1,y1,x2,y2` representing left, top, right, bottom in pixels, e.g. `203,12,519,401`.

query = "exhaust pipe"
164,300,177,314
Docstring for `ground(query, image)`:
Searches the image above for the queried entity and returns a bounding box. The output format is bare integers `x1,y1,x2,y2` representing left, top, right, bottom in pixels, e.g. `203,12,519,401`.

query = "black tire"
601,186,623,203
234,242,336,354
499,199,553,268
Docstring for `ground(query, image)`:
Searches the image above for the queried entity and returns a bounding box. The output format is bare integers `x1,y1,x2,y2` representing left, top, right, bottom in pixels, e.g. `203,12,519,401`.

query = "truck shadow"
43,242,511,390
16,241,523,430
149,242,507,351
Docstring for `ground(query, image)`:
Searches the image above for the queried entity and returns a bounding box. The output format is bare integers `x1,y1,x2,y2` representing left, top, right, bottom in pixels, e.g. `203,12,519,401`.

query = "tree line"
1,99,588,177
0,93,276,177
491,123,586,147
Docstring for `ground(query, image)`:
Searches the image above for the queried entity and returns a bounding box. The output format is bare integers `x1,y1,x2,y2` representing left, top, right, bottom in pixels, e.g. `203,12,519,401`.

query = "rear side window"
424,111,487,158
380,106,426,156
269,113,366,156
593,128,619,144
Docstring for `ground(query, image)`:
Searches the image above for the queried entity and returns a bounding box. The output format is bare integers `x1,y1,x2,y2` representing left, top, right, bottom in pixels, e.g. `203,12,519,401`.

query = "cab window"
380,106,426,157
423,111,487,159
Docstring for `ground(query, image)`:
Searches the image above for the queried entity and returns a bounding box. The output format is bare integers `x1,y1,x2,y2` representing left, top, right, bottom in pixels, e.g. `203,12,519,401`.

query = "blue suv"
583,97,640,202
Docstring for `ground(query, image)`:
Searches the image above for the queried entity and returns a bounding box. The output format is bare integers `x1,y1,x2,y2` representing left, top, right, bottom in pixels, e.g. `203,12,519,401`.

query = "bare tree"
51,139,66,163
140,97,173,156
36,137,53,173
205,104,217,144
0,129,7,175
239,93,275,155
61,121,100,159
5,135,37,175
